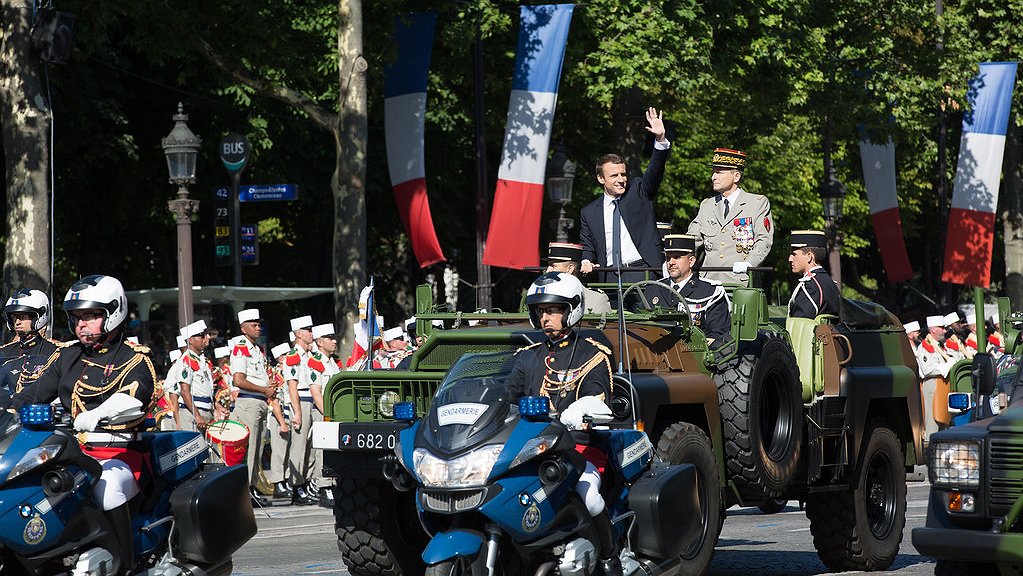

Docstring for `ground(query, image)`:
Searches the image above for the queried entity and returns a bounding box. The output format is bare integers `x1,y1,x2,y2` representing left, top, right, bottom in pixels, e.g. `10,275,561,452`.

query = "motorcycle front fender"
421,529,484,565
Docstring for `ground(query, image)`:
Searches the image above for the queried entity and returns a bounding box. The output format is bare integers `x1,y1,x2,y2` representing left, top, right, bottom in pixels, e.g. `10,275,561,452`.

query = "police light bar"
948,392,973,412
393,401,416,422
20,404,54,427
518,396,551,419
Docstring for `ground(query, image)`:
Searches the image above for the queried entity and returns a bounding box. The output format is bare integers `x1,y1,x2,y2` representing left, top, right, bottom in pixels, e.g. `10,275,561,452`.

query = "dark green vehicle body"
315,282,924,575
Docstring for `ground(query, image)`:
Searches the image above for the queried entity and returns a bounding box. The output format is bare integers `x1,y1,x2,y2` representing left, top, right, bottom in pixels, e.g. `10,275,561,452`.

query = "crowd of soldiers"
903,311,1006,440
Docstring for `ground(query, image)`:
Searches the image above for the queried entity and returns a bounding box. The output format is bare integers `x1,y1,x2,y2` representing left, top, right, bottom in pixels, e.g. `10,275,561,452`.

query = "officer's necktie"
611,199,622,267
723,198,730,221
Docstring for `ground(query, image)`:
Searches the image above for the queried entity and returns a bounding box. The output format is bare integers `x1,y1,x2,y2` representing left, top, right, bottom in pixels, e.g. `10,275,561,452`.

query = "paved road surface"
232,481,936,575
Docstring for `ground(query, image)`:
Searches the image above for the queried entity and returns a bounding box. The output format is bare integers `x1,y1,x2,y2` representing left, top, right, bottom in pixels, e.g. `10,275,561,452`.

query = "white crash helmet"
4,288,50,332
525,272,585,330
63,275,128,334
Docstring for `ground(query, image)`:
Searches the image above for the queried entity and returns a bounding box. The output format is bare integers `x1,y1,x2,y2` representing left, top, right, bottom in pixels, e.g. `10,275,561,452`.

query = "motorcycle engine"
556,538,597,576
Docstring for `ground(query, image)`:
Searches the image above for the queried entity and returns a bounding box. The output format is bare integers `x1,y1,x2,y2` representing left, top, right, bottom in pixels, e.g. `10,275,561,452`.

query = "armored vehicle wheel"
334,477,427,576
757,498,788,514
714,337,802,501
934,560,995,576
655,422,721,576
806,424,906,571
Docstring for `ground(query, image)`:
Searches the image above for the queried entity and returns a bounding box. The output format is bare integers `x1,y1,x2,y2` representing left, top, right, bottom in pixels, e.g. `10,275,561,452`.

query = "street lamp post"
162,103,202,326
545,146,576,243
820,136,846,289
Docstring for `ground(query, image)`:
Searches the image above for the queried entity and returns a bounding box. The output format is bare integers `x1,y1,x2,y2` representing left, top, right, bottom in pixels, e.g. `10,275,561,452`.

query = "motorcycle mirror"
972,353,996,396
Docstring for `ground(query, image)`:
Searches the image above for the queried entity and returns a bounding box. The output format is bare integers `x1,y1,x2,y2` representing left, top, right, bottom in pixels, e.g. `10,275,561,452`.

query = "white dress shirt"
603,194,642,265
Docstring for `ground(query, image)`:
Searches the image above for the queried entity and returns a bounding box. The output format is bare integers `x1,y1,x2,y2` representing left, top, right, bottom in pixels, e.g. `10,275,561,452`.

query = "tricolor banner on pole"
859,138,912,283
482,4,574,269
384,12,446,268
942,61,1018,287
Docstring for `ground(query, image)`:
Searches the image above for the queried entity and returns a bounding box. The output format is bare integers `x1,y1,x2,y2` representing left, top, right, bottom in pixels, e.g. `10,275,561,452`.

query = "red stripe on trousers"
393,178,446,268
869,208,913,283
482,179,544,269
942,208,996,287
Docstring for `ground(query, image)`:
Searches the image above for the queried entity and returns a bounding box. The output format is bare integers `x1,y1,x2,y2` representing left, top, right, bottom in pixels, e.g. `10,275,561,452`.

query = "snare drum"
205,419,249,467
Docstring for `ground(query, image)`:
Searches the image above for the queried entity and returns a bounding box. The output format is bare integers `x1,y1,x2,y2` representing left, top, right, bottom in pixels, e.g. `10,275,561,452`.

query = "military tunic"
0,334,60,394
503,331,613,417
229,335,271,487
916,334,954,440
661,275,731,342
284,347,317,486
175,349,216,431
306,350,339,490
685,189,773,283
788,266,841,319
12,336,157,430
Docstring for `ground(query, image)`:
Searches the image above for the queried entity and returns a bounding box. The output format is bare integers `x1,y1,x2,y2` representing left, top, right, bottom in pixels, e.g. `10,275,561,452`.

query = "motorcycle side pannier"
628,463,700,559
169,464,256,563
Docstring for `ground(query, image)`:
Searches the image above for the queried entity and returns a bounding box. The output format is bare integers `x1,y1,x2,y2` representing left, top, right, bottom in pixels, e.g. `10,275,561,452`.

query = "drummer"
175,320,216,433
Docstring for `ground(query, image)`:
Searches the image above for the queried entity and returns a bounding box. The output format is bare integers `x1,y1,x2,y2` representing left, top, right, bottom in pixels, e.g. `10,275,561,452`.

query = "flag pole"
364,276,376,372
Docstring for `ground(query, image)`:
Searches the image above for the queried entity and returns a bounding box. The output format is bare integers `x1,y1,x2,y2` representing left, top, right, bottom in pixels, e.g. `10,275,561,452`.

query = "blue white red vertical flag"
345,283,383,369
859,138,912,283
943,62,1018,287
384,12,446,268
482,4,574,269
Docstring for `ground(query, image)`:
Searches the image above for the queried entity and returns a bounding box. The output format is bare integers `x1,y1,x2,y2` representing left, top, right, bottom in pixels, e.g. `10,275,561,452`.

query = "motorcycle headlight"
413,444,503,488
9,445,62,482
378,391,401,418
930,441,981,489
510,434,559,469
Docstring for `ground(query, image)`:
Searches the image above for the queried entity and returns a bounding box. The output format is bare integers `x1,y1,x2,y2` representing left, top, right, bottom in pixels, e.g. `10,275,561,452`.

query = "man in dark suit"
579,107,670,283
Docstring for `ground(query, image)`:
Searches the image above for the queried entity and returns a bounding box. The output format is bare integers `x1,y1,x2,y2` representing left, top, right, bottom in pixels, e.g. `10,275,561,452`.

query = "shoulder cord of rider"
540,334,591,394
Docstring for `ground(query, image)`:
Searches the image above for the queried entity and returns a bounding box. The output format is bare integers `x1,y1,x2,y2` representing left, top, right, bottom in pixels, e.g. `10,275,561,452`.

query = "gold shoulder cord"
14,347,62,394
540,353,607,399
70,354,146,420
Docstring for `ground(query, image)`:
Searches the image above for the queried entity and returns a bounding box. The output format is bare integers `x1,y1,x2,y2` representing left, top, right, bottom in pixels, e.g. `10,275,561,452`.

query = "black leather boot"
273,481,291,499
318,486,335,508
108,502,135,573
250,486,272,508
593,510,623,576
292,484,317,506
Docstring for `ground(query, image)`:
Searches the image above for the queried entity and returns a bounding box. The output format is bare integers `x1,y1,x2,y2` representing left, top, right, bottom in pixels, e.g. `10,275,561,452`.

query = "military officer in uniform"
229,308,273,507
267,342,294,501
309,322,341,507
686,148,774,283
283,315,318,505
903,320,921,351
545,242,613,314
917,314,955,440
0,288,59,393
787,230,840,319
13,275,157,571
503,272,622,576
658,234,731,344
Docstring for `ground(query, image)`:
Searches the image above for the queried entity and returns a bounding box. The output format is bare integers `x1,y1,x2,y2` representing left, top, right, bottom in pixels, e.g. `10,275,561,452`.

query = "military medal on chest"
732,217,754,254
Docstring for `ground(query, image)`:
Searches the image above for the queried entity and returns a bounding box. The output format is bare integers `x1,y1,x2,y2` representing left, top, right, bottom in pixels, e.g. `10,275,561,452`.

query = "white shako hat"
312,323,336,339
270,343,291,359
926,315,945,329
181,320,208,339
383,327,405,341
214,346,230,359
902,321,920,333
238,309,261,323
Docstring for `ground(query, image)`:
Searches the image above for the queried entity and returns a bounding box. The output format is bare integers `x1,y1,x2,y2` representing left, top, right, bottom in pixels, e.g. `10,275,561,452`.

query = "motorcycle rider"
0,288,60,393
503,272,622,576
12,275,157,573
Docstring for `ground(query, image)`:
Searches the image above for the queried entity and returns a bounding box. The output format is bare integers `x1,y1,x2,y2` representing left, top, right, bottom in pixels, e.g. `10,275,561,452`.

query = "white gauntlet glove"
731,261,750,274
558,396,614,431
73,393,144,432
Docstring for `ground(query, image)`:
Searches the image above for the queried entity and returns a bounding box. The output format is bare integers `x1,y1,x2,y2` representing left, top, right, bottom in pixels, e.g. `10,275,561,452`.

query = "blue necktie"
612,199,622,267
723,198,730,221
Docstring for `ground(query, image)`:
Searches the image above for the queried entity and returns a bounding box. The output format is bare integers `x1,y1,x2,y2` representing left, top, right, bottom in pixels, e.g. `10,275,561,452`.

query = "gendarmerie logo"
522,503,541,532
23,514,46,545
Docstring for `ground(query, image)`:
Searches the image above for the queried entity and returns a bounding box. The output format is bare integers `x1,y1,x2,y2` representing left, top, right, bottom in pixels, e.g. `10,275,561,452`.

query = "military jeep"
313,279,923,576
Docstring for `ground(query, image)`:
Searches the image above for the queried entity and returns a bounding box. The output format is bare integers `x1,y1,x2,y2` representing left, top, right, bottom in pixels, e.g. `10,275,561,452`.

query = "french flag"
942,62,1018,287
859,138,912,283
345,285,383,369
384,12,445,268
482,4,574,269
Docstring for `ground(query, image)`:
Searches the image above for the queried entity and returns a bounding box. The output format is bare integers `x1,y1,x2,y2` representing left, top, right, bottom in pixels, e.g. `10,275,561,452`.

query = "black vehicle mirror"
972,353,996,396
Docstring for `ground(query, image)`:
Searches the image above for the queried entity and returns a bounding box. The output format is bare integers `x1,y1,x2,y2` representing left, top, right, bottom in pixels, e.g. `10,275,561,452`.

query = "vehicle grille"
421,489,486,513
987,434,1023,516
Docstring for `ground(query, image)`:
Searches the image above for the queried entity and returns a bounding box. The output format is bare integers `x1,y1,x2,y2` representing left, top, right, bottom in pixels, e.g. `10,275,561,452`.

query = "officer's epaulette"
584,337,613,355
45,337,62,346
702,278,723,286
515,342,543,353
57,340,77,349
125,340,151,354
284,351,302,366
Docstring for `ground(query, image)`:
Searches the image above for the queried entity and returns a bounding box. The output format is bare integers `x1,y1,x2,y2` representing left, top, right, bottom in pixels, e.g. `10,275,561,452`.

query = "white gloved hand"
559,396,614,430
732,261,751,274
73,393,144,432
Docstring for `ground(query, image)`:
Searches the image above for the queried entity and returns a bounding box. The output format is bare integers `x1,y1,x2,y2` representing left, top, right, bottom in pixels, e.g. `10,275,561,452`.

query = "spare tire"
334,477,427,575
714,336,802,502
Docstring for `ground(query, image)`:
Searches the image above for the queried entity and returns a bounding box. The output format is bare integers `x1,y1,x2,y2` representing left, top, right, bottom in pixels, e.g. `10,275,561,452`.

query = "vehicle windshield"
998,354,1023,404
0,394,21,458
426,350,520,453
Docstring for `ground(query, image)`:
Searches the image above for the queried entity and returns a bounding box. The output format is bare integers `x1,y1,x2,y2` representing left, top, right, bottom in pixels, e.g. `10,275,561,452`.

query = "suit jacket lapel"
589,201,607,263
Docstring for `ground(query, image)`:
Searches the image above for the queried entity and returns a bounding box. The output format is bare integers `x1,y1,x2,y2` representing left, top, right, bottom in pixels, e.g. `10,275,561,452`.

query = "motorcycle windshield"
0,409,20,457
426,351,520,453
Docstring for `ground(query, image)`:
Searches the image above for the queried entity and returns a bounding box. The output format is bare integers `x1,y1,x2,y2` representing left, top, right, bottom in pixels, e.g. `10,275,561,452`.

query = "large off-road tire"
655,422,722,576
934,561,997,576
806,425,906,571
334,477,428,576
714,337,802,501
757,498,788,514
